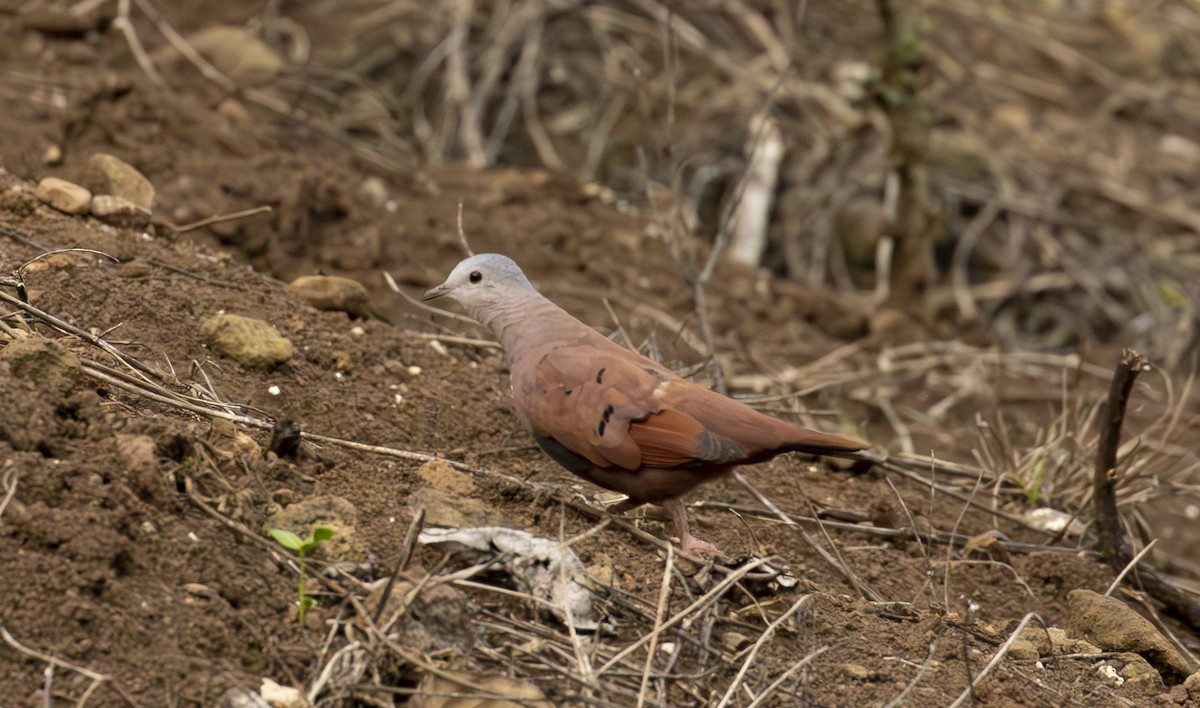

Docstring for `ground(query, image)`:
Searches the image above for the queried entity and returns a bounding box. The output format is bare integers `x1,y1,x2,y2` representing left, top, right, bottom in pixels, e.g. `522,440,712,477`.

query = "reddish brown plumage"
424,253,867,553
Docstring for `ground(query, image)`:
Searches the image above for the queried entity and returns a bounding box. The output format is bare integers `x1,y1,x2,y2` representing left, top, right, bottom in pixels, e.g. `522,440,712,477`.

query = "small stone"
1015,624,1056,657
86,153,155,209
187,26,285,85
586,559,615,587
201,314,294,369
284,275,371,318
1046,627,1072,653
1159,134,1200,176
258,678,308,708
216,97,249,125
840,663,872,681
219,686,270,708
722,632,751,654
42,144,62,165
1007,638,1040,660
35,177,91,215
358,176,389,209
233,431,261,459
90,194,152,229
0,335,82,394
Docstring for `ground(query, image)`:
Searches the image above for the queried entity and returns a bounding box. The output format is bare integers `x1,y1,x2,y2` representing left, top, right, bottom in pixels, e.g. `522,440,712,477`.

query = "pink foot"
662,498,720,555
679,534,720,555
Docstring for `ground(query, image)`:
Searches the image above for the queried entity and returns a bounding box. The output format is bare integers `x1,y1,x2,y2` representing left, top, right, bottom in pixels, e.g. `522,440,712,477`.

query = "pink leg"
661,498,719,555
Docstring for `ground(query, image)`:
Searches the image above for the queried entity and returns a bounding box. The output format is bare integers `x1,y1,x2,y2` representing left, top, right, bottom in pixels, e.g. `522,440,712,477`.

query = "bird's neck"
471,293,570,366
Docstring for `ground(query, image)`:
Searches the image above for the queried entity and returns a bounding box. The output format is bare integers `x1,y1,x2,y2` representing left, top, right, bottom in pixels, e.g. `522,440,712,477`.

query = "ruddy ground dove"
423,254,866,554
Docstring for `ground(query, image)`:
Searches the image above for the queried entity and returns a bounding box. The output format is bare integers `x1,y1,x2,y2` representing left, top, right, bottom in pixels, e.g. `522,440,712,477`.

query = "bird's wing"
523,345,744,470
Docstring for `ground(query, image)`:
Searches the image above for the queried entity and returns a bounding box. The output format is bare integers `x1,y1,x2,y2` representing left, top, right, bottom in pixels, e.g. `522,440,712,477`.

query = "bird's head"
421,253,536,318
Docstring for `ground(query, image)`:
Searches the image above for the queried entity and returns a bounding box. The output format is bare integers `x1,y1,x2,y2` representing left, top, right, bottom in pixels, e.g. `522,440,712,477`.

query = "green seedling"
270,526,335,625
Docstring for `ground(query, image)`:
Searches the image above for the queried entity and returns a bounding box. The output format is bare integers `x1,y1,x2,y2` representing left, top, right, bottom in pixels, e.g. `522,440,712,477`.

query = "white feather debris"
418,526,597,631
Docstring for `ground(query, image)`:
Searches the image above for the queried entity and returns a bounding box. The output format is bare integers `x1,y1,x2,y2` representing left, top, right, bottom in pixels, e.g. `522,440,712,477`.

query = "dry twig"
733,470,882,601
0,624,130,706
1088,350,1200,629
948,613,1043,708
636,545,673,708
715,594,815,708
0,465,16,522
1092,348,1147,560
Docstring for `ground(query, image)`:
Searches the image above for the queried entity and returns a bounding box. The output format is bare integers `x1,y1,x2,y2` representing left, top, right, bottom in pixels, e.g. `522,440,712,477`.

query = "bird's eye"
469,271,483,283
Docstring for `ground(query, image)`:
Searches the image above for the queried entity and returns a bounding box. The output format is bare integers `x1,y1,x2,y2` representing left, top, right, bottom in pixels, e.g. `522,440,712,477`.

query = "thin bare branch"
715,594,814,708
1093,349,1148,560
948,613,1043,708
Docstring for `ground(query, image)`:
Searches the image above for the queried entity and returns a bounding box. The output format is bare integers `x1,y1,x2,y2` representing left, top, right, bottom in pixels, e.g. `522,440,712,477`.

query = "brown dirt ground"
1,2,1198,707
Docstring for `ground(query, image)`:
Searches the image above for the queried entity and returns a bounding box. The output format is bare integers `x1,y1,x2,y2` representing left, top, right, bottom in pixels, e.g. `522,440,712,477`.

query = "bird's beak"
421,282,452,301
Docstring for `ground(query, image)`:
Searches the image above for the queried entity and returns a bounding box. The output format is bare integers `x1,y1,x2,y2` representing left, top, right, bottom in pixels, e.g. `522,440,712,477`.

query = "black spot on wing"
597,403,614,437
595,367,606,384
532,433,593,473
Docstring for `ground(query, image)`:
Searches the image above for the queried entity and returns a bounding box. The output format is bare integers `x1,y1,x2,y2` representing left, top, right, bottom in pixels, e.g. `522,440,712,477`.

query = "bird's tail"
779,429,868,459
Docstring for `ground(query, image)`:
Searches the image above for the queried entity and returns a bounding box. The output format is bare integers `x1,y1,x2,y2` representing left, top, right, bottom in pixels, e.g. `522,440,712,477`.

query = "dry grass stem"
715,594,814,708
113,0,164,85
173,206,273,234
1105,539,1157,597
383,270,489,330
0,624,120,705
454,201,474,256
597,558,765,675
885,477,930,566
942,468,985,611
131,0,236,92
17,249,117,276
0,289,162,383
883,641,940,708
371,507,426,626
745,645,827,708
734,470,881,601
948,613,1043,708
636,545,674,708
0,466,16,522
690,500,1082,556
